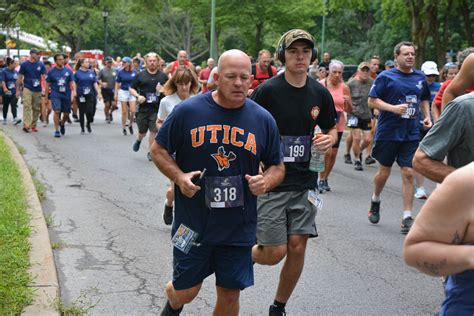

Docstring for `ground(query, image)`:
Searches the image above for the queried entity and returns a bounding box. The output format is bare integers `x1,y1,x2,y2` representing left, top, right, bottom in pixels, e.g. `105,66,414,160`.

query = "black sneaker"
160,301,183,316
133,140,141,152
109,113,113,122
368,200,381,224
344,154,352,164
123,128,127,135
365,155,376,165
354,160,363,171
87,122,92,133
14,118,22,125
318,180,325,194
60,123,66,135
163,205,173,225
400,217,414,234
147,152,152,161
269,304,286,316
323,179,331,192
129,125,134,135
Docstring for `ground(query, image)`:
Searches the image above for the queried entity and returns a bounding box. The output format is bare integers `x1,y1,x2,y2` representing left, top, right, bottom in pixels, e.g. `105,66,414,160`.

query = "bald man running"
152,49,285,316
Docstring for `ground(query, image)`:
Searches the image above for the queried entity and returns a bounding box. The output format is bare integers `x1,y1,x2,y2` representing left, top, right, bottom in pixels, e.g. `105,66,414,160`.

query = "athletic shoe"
163,204,173,225
23,127,30,133
129,126,134,135
365,155,376,165
133,140,141,152
368,200,381,224
54,130,61,138
269,304,286,316
122,128,127,136
80,130,85,135
318,179,331,192
14,118,22,125
31,127,39,132
72,113,78,120
414,187,428,200
160,301,183,316
60,123,66,135
344,154,352,164
109,113,113,122
354,160,363,171
87,122,92,133
147,152,152,161
66,116,72,124
400,217,414,234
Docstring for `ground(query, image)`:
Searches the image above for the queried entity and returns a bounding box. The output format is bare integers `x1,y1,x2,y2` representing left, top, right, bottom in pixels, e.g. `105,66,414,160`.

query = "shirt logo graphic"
211,146,236,171
311,106,320,120
416,80,423,90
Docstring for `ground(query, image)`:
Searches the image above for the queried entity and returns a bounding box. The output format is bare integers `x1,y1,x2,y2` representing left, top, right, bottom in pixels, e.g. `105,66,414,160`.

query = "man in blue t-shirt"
151,49,285,316
367,41,432,234
46,53,75,138
17,48,46,132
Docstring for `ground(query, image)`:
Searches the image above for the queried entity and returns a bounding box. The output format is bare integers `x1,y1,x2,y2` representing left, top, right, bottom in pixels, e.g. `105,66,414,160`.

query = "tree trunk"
407,0,431,68
255,21,264,57
460,0,473,46
431,0,453,67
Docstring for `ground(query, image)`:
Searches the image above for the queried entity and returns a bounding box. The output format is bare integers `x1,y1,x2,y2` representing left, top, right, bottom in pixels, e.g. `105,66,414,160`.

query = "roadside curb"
1,131,60,316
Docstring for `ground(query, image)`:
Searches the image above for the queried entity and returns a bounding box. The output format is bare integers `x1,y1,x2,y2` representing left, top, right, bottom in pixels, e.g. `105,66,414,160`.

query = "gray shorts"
256,190,318,246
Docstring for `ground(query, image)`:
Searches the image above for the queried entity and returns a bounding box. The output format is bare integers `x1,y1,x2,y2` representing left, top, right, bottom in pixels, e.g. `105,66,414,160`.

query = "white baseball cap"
421,61,439,76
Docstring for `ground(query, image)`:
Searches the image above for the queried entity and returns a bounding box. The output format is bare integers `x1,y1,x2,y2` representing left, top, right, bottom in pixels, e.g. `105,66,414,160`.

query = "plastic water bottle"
309,125,325,172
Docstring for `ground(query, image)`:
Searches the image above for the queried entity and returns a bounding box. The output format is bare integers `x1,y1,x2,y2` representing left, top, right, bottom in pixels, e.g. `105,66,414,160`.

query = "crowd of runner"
1,30,473,316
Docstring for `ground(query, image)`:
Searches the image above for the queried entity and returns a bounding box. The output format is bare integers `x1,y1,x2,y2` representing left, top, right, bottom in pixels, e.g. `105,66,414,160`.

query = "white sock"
372,194,380,202
403,211,412,219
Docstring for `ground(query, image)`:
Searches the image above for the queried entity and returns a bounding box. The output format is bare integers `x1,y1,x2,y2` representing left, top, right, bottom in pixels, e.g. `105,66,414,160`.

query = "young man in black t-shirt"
130,52,168,161
251,29,337,316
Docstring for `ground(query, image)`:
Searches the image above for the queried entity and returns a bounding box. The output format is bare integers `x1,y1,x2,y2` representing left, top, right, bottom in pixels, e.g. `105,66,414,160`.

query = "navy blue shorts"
51,97,71,113
172,244,253,291
372,140,418,167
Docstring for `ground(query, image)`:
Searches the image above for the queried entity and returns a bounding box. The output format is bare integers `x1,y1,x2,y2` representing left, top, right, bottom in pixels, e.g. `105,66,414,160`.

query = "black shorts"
347,115,372,131
101,88,114,103
136,110,157,134
332,131,344,148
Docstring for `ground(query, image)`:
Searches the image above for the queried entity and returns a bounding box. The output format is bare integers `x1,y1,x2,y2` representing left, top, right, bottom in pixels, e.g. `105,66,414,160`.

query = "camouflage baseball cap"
282,29,315,48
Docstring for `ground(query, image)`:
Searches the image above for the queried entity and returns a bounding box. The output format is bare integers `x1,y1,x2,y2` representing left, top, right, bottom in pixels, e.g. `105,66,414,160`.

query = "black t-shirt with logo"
130,69,168,112
251,74,336,192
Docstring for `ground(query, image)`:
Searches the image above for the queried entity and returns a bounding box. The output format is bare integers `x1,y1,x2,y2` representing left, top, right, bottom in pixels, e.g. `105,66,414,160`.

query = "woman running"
115,57,137,135
319,60,352,192
156,67,199,225
73,58,101,134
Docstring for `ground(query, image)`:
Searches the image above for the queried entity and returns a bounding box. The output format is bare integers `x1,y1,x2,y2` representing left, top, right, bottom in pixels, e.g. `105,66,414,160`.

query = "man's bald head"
177,50,188,64
217,49,251,73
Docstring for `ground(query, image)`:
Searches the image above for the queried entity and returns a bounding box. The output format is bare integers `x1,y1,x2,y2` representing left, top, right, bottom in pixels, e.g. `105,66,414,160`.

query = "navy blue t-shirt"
19,60,46,92
156,92,282,246
116,69,137,91
73,69,97,96
369,68,430,141
0,68,19,96
46,67,74,99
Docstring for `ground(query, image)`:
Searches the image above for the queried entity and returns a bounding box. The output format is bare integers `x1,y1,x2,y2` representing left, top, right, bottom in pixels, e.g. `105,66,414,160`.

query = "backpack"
251,64,274,83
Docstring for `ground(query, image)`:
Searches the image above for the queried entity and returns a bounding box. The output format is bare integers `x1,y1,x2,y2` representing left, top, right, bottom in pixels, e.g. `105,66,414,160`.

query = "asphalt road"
3,101,443,315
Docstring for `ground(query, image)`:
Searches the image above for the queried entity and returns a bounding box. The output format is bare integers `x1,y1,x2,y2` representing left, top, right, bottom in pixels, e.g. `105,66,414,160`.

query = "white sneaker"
414,187,428,200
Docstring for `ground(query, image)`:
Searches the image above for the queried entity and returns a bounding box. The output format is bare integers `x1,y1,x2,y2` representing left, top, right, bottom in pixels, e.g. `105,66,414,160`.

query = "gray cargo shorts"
256,190,318,246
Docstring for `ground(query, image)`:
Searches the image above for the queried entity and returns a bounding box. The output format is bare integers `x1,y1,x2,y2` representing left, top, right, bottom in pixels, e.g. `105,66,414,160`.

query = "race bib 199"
205,175,244,209
281,135,311,163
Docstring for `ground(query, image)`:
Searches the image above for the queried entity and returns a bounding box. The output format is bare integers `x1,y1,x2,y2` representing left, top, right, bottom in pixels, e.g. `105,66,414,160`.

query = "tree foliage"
1,0,472,67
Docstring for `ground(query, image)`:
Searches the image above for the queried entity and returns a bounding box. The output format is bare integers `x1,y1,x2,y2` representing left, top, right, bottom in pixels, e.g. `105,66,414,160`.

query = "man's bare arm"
412,148,455,183
368,97,407,115
150,141,201,198
404,163,474,276
442,54,474,108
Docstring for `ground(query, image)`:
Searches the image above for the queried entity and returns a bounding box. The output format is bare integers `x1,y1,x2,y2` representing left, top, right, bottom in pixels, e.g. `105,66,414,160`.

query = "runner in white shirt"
156,67,199,225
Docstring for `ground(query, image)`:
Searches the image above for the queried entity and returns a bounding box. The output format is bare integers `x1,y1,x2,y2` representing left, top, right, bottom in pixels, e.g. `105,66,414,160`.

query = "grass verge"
0,134,34,313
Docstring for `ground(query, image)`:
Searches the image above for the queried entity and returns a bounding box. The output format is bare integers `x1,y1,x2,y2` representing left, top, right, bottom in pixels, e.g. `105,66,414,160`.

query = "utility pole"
210,0,217,60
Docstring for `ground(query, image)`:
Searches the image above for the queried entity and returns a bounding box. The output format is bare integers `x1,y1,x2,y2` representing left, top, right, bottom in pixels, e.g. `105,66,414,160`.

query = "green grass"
0,135,34,314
